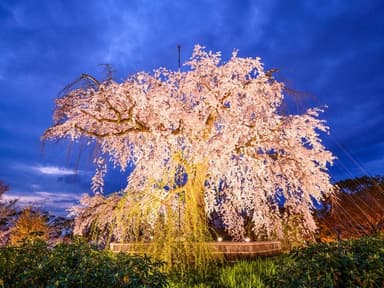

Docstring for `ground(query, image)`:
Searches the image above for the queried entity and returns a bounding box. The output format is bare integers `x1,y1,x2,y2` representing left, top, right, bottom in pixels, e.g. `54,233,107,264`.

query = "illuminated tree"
43,46,335,244
9,207,50,246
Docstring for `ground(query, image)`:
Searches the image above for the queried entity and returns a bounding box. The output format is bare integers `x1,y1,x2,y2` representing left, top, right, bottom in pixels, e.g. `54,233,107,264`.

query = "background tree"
43,46,335,262
0,181,8,194
0,180,16,246
317,176,384,241
8,207,51,246
0,180,14,219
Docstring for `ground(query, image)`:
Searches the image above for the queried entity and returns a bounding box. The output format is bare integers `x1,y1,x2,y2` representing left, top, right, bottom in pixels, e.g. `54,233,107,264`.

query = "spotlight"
244,237,251,242
217,237,223,242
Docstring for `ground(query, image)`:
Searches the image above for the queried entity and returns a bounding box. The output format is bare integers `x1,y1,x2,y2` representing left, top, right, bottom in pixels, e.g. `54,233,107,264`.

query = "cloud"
3,162,91,215
4,191,81,202
35,191,81,200
30,184,41,190
3,194,44,204
33,166,77,176
83,0,276,72
1,0,383,215
12,163,81,176
3,191,82,216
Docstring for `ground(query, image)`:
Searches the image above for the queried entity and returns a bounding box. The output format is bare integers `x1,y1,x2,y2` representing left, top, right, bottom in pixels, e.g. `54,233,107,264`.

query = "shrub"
0,237,167,287
168,236,384,288
269,236,384,287
2,236,383,287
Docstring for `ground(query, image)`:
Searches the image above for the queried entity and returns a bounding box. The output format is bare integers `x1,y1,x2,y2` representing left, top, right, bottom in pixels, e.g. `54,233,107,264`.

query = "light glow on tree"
43,45,335,241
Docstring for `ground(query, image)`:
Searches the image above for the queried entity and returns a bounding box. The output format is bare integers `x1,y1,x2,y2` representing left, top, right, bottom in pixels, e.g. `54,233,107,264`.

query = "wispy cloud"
3,191,82,215
3,194,44,204
13,163,80,176
35,191,81,201
33,166,77,176
4,191,81,202
4,162,90,215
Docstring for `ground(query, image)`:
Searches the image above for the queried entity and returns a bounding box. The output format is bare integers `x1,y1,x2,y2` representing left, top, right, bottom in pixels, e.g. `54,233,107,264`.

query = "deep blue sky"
0,0,383,215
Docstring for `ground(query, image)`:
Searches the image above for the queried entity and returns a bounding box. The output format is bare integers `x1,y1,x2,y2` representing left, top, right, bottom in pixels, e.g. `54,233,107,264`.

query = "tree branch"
74,123,149,138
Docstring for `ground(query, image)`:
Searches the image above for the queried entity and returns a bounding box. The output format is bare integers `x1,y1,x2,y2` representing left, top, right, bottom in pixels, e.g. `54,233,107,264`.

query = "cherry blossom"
43,45,335,240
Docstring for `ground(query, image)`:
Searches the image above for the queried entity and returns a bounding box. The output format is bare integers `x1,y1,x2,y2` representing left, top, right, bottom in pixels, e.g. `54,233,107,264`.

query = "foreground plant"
167,236,384,288
0,238,167,287
269,236,384,287
43,45,335,260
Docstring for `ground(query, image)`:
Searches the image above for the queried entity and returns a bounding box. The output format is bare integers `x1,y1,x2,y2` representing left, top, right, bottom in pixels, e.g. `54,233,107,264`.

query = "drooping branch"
44,45,335,242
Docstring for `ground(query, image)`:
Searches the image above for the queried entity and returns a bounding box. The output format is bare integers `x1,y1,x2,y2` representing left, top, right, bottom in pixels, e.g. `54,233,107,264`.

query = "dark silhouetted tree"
0,180,17,245
317,176,384,241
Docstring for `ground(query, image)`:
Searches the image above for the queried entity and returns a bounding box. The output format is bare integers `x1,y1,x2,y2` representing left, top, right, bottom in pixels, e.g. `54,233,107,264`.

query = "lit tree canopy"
43,46,335,240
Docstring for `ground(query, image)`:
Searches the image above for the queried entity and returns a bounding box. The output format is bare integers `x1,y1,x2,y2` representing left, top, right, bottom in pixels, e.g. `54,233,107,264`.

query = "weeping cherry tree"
43,46,335,267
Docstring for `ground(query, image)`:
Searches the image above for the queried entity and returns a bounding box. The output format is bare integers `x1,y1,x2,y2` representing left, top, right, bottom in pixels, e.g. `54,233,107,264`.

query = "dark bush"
2,236,383,287
268,236,384,288
0,238,167,287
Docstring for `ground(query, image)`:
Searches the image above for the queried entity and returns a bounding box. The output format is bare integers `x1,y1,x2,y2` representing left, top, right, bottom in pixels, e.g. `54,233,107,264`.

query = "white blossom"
44,46,335,240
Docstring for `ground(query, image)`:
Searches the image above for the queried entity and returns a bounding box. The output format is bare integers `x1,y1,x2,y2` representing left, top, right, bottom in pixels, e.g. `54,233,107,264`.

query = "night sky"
0,0,383,215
